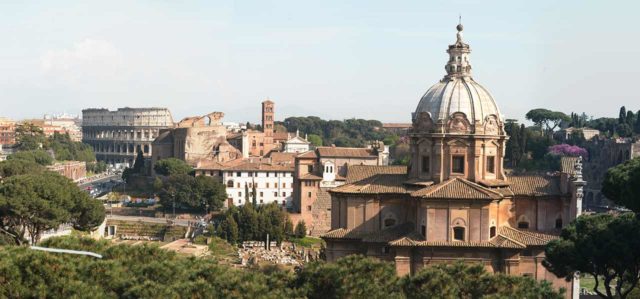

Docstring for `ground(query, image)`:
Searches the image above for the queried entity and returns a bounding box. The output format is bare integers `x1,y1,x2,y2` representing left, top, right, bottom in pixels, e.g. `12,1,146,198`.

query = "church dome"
415,77,501,125
412,24,503,134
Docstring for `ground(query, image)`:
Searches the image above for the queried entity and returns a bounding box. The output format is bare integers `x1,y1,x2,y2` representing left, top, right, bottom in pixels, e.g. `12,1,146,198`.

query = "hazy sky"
1,1,638,123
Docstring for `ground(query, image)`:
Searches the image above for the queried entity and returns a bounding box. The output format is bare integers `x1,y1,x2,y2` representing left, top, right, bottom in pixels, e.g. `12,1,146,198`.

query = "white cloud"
40,39,124,85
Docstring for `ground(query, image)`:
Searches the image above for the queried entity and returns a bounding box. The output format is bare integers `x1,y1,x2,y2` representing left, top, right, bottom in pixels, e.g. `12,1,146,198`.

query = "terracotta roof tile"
266,152,297,164
316,146,377,158
297,151,317,159
410,178,503,200
507,174,564,197
560,157,578,175
345,165,408,183
322,222,417,243
330,165,413,195
498,226,559,246
300,173,323,180
325,224,556,250
196,159,293,172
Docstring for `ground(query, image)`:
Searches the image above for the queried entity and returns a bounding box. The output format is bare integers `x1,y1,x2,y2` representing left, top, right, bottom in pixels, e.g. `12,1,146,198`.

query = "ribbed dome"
414,77,502,125
411,24,503,134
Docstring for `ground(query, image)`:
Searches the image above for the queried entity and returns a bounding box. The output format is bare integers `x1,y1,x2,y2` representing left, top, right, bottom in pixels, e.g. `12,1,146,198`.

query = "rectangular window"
307,165,313,172
486,156,495,174
266,183,270,188
421,156,430,173
282,183,286,188
282,192,286,197
274,192,278,196
237,172,241,177
452,155,465,174
453,227,465,241
238,192,242,197
259,192,263,197
308,192,312,198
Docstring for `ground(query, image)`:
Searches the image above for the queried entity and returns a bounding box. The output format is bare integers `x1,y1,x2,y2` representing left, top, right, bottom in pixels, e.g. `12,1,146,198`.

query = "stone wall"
583,138,640,209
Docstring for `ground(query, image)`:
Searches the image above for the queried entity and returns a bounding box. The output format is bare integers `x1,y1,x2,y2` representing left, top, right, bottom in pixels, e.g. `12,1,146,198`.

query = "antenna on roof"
458,14,461,25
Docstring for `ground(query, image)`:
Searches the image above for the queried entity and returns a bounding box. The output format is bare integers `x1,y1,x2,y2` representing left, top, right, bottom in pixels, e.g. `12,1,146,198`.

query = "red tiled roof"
497,226,559,246
300,173,323,180
324,223,556,250
560,157,578,176
316,146,377,158
330,165,413,195
410,178,503,200
345,165,407,184
266,152,297,164
297,151,317,159
507,174,564,197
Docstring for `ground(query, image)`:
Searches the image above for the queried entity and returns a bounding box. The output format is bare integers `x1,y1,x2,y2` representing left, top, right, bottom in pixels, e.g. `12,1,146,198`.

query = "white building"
196,160,294,208
283,130,311,153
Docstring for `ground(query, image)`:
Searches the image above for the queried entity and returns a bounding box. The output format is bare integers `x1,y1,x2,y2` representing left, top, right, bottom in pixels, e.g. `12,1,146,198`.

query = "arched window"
226,180,234,188
490,226,496,238
384,218,396,227
453,227,465,241
517,215,530,229
555,218,563,229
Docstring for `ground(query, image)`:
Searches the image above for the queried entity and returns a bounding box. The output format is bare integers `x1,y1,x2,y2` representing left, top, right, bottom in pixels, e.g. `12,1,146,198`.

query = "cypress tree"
619,106,627,124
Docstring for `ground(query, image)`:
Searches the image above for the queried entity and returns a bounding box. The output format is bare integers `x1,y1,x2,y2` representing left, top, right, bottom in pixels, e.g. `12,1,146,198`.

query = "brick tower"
261,99,274,151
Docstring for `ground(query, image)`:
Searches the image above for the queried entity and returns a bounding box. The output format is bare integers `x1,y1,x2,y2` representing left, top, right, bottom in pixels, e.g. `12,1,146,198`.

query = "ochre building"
322,24,584,298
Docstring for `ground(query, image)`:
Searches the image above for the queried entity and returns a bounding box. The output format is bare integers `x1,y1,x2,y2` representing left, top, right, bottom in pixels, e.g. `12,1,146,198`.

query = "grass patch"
208,237,237,258
289,237,324,248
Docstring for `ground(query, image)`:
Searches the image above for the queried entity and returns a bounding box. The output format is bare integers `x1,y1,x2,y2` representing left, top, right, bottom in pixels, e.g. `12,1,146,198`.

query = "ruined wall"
583,139,640,209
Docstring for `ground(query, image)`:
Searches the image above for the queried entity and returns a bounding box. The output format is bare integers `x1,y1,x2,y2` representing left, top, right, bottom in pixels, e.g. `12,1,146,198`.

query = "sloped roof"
330,165,413,194
410,178,503,200
266,152,297,164
323,223,557,250
300,173,323,180
345,165,408,183
498,226,559,246
316,146,377,158
285,135,310,144
224,162,294,172
560,156,578,176
507,174,564,197
323,222,418,243
297,150,317,159
273,132,292,141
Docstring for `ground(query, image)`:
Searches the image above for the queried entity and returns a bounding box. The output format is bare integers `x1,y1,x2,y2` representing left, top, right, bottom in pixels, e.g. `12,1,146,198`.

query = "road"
106,215,191,227
78,174,120,188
